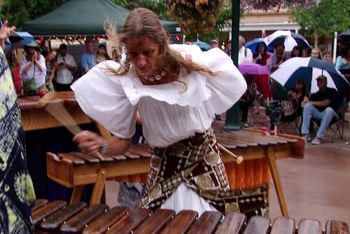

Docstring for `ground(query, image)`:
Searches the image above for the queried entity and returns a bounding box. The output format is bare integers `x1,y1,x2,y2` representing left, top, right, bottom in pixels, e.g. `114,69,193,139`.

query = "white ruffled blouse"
71,44,246,148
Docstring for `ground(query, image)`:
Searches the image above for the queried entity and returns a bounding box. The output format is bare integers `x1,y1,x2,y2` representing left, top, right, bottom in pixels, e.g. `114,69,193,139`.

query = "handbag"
22,78,37,96
23,63,38,96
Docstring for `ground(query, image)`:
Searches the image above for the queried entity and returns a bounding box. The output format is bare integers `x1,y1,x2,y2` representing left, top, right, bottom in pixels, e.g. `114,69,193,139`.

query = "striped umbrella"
270,57,349,93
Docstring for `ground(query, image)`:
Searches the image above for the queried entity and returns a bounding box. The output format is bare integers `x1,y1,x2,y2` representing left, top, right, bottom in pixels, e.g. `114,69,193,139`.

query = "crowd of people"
202,35,349,145
6,37,112,96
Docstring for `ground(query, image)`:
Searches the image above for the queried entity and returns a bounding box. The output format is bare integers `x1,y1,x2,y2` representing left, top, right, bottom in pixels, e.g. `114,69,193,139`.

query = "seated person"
285,79,308,120
269,79,308,131
301,75,342,145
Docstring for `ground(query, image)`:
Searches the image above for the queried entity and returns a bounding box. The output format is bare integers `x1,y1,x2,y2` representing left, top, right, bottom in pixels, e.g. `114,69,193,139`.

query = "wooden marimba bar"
32,200,349,234
46,144,152,205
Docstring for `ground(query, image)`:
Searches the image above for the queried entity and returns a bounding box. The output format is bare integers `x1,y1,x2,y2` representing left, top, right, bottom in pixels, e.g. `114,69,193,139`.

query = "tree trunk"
314,32,319,48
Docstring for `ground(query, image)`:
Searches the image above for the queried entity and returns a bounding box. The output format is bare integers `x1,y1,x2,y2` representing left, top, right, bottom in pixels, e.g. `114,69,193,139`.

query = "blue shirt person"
79,39,97,76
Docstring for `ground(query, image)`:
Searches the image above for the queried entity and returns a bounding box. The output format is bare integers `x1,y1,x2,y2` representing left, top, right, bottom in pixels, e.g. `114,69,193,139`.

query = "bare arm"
0,20,15,49
301,96,310,107
73,130,131,155
48,66,56,83
33,52,45,72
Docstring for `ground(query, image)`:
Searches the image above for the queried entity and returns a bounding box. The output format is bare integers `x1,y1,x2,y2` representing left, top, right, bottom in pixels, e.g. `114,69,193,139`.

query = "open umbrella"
239,62,270,76
245,38,266,54
239,62,271,98
9,31,34,46
193,41,210,51
339,29,350,40
266,30,310,52
270,57,349,93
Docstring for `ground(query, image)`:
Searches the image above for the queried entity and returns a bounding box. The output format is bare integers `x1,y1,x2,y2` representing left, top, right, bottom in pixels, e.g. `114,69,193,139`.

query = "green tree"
112,0,169,19
290,0,350,47
0,0,67,27
210,0,317,42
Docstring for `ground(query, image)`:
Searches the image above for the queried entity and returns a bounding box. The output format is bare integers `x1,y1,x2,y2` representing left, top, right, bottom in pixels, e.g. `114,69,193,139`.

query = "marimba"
46,128,304,217
18,91,93,132
32,200,348,234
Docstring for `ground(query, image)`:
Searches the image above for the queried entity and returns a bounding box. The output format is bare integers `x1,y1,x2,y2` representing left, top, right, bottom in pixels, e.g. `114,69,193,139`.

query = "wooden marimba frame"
18,91,93,132
46,128,304,217
32,199,349,234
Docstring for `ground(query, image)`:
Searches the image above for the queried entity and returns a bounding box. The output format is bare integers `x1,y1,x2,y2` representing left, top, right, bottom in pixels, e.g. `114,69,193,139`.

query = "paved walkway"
270,140,350,226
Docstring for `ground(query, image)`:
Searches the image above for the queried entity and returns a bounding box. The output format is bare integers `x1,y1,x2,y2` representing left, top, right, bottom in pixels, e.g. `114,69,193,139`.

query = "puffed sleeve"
71,60,137,139
171,44,247,114
201,48,247,114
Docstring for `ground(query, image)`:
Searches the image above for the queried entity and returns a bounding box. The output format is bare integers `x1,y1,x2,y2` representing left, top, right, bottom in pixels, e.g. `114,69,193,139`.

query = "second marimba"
32,200,348,234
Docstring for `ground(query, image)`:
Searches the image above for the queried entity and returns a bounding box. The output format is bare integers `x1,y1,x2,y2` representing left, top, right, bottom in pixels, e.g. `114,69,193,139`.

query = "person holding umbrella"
267,42,288,100
253,42,270,65
267,42,288,73
311,48,322,59
301,75,342,145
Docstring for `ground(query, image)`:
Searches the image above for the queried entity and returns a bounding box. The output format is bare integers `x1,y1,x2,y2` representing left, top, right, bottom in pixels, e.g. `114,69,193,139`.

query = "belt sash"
141,128,268,217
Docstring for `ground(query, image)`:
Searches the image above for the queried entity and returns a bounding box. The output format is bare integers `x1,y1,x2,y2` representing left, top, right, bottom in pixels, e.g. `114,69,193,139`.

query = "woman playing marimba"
72,8,267,217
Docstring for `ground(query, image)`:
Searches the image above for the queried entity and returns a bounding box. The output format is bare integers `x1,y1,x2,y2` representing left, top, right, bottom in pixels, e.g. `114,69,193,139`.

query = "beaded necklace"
137,70,167,82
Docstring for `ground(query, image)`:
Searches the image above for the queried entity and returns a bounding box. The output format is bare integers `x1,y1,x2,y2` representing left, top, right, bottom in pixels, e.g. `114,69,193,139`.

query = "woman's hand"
0,20,15,49
0,20,15,40
73,130,104,154
301,96,310,107
32,52,36,62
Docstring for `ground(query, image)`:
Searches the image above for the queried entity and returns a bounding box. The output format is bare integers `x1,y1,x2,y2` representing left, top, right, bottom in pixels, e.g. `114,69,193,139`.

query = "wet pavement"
269,140,350,227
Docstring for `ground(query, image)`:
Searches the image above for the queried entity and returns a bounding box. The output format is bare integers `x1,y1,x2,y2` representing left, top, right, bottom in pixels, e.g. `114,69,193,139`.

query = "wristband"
99,141,108,154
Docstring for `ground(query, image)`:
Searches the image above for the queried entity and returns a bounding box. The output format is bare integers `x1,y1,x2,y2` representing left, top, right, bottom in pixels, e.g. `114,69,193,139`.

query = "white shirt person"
56,43,76,91
238,35,253,64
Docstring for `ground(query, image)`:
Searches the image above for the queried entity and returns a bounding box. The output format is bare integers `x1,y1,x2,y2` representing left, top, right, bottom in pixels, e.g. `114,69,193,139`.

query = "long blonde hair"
105,7,213,77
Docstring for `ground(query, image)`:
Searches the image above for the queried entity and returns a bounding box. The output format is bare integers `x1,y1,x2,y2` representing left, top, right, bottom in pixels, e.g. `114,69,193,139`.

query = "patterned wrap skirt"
141,128,268,217
1,47,36,233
